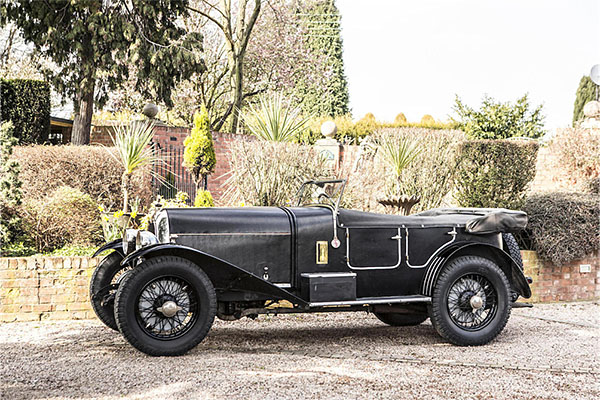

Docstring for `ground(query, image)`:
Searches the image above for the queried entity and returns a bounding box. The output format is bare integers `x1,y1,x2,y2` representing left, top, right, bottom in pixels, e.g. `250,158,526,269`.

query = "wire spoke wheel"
135,276,199,340
447,273,498,331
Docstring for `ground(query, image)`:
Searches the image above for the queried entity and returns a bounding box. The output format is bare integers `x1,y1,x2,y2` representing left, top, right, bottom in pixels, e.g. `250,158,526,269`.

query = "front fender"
92,239,124,258
423,242,531,299
121,244,308,307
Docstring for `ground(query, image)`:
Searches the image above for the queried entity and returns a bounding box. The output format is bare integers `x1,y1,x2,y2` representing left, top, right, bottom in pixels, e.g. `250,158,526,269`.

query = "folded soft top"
337,207,527,234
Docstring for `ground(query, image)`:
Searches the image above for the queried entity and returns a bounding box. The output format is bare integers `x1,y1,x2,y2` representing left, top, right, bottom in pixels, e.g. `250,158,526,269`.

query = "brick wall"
1,251,598,323
529,146,575,193
0,257,97,323
521,250,600,303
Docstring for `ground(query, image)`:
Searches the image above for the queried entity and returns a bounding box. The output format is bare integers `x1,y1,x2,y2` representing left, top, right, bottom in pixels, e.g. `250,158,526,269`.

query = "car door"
346,227,401,269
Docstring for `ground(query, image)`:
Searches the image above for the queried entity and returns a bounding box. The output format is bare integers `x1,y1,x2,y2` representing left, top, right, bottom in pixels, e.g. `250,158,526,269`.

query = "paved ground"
0,302,598,400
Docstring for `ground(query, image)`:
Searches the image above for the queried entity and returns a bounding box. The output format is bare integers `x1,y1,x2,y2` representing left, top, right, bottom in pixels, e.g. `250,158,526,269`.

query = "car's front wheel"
114,256,216,356
429,256,511,346
90,251,128,331
374,312,428,326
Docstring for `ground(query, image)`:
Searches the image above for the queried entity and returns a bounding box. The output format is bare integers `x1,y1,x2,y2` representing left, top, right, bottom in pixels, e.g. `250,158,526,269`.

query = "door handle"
391,235,401,240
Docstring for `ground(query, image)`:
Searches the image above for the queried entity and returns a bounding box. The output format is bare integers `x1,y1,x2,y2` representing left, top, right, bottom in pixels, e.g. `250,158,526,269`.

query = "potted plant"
377,134,422,215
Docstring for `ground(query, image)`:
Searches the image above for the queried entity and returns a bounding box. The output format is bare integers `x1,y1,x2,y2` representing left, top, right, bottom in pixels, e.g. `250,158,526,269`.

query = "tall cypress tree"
573,75,599,126
296,0,350,117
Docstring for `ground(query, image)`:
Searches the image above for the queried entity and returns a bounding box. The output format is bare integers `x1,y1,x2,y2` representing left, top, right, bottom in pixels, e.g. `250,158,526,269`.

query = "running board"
309,295,431,308
512,301,533,308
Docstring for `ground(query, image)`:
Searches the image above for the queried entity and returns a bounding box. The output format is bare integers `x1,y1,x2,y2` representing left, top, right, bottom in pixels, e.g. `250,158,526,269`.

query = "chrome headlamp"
122,229,138,255
136,230,159,250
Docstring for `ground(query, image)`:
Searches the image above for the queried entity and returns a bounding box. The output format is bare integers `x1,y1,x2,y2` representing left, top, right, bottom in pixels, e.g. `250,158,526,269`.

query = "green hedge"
0,78,50,144
521,192,599,265
455,140,539,209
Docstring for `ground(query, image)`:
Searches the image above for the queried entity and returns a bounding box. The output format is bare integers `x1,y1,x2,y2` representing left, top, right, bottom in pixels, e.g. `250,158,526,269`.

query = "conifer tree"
573,75,599,125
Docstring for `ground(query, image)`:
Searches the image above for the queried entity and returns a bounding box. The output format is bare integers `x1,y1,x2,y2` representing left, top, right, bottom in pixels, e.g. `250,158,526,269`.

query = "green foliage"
2,0,204,142
522,192,599,265
302,114,456,144
572,75,599,125
421,114,435,125
0,79,50,143
377,134,421,193
455,140,539,209
194,190,214,207
44,244,97,257
394,113,407,124
183,105,216,187
108,119,158,212
21,186,102,253
295,0,350,117
453,94,545,139
0,121,22,249
242,94,312,142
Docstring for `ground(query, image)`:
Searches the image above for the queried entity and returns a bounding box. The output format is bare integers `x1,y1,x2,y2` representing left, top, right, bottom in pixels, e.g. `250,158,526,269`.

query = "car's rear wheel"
374,312,428,326
114,256,216,356
429,256,511,346
90,251,128,331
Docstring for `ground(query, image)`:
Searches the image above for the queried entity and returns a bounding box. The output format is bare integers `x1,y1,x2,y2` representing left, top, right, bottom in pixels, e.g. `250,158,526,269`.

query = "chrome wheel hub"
469,295,484,311
157,300,182,318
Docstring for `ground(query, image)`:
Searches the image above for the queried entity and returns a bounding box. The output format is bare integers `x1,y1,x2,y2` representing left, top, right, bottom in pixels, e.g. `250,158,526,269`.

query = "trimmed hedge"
522,192,599,265
12,145,152,209
455,140,539,210
0,79,50,144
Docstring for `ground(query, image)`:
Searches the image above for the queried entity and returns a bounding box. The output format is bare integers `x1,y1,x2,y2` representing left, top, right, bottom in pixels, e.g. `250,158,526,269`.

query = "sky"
337,0,600,130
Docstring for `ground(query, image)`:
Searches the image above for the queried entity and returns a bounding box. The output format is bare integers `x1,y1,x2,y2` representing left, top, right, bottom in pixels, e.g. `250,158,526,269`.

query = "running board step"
309,295,431,308
512,301,533,308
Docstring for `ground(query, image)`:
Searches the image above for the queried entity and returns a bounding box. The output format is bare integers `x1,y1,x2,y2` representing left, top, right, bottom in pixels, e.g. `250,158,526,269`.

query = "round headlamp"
122,229,138,255
136,230,159,250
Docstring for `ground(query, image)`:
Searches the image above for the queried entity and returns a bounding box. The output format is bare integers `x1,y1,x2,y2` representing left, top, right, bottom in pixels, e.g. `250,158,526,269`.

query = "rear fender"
423,242,531,299
92,239,124,258
121,244,308,306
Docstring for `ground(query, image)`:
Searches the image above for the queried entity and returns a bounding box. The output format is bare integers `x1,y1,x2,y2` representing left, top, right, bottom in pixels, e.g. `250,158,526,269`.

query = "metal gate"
151,143,197,204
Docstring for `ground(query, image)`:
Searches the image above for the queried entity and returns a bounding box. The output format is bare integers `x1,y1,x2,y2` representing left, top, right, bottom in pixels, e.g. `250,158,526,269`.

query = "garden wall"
1,251,598,322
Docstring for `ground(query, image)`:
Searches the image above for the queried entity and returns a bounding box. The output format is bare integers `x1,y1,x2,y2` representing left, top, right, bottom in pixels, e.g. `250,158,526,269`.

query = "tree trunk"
71,80,95,145
228,57,244,133
122,172,131,213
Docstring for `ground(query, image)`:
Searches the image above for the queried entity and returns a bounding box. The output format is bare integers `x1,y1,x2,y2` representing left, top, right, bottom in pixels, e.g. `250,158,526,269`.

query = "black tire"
429,256,511,346
89,251,126,331
502,233,523,270
374,312,428,326
502,233,523,302
114,256,216,356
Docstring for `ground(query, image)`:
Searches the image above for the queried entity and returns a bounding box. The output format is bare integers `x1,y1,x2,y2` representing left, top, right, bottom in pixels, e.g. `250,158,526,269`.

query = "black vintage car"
90,180,532,356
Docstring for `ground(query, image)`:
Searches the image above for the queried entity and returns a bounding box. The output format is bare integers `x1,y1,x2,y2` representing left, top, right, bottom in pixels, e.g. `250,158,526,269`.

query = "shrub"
572,76,599,125
194,190,214,207
0,122,22,248
340,128,465,213
550,128,600,186
12,145,152,210
420,114,435,125
453,94,545,139
21,186,102,253
183,105,216,189
521,192,599,265
455,140,539,209
0,78,50,143
394,113,407,124
224,140,328,206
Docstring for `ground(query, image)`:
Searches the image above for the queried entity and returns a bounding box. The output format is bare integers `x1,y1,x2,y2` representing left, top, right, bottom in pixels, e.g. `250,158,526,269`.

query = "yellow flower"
98,205,104,212
130,211,138,219
113,210,124,218
239,201,246,207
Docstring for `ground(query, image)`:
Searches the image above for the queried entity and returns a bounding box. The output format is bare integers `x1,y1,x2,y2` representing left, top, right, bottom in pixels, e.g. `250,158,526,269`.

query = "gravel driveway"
0,302,598,400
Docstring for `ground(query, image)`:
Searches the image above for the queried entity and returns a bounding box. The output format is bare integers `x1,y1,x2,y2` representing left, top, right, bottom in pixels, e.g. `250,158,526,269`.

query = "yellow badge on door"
316,241,328,264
